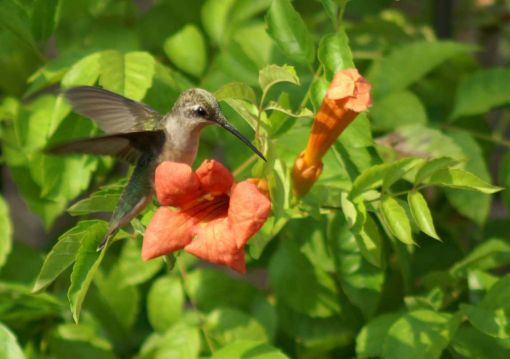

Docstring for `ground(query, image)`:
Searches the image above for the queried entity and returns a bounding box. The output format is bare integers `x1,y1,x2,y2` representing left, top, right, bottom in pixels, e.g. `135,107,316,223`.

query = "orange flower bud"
292,68,372,198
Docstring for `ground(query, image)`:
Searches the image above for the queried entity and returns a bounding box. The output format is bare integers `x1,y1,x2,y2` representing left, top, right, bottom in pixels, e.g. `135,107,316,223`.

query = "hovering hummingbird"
50,86,265,250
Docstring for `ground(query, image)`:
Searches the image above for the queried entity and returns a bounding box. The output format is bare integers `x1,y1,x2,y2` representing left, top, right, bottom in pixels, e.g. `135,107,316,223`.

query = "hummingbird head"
172,88,266,161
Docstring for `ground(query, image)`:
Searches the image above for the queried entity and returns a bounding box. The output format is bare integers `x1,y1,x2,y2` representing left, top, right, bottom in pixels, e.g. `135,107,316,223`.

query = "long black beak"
216,115,266,161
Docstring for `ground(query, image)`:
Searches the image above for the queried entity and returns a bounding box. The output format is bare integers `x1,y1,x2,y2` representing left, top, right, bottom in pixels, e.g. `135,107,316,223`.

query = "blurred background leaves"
1,0,510,358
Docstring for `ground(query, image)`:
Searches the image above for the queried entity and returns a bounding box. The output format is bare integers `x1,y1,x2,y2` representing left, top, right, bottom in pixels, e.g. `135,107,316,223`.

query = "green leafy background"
1,0,510,357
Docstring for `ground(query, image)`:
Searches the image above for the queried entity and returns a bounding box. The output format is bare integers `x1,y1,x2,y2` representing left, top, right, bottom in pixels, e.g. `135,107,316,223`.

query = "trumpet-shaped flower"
293,68,372,197
142,160,271,273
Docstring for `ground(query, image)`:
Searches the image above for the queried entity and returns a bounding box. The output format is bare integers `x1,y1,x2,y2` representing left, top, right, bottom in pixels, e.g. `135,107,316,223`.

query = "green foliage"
1,0,509,358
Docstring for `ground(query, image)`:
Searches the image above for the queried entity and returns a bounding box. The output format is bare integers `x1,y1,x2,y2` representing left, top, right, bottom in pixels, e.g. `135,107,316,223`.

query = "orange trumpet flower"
292,68,372,197
142,159,271,273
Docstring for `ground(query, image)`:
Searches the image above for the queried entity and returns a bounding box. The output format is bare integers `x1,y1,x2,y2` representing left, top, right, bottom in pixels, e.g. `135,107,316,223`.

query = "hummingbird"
49,86,265,250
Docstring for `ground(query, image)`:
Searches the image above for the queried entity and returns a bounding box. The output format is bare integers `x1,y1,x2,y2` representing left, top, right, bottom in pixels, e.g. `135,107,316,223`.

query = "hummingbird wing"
47,130,165,163
65,86,163,133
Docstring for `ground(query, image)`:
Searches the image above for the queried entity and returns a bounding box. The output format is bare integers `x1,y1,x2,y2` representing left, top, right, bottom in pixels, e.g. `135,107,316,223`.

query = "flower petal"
155,161,201,207
185,219,246,273
228,181,271,249
195,160,234,194
326,68,372,112
142,207,195,260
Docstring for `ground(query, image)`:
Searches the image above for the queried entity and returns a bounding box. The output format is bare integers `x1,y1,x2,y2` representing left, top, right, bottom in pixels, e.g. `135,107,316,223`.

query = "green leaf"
94,266,141,331
265,101,313,118
330,214,384,318
407,191,440,240
414,157,457,184
450,238,510,278
185,268,259,313
48,323,115,359
139,321,201,359
258,64,299,95
33,220,107,293
201,0,236,45
0,196,13,271
99,50,155,101
356,312,401,358
388,124,465,161
356,214,384,268
461,275,510,339
67,221,109,323
318,0,340,27
277,304,355,351
215,82,257,103
451,325,510,359
350,162,392,199
428,168,502,194
383,310,461,359
0,0,40,57
211,340,288,359
318,30,354,79
206,308,269,346
147,276,184,332
383,157,423,190
31,0,62,43
339,113,373,148
500,151,510,213
0,323,25,359
269,236,341,318
452,68,510,119
368,41,471,98
369,90,428,131
67,183,122,216
380,196,414,245
444,131,492,225
266,0,315,64
115,239,162,287
163,24,206,77
61,52,101,88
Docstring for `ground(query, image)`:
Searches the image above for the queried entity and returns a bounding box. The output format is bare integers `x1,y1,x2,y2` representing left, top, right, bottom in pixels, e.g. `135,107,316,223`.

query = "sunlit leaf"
407,191,440,240
258,64,299,95
147,275,184,332
67,221,109,322
0,323,25,359
99,50,155,101
380,196,414,245
206,308,269,346
33,220,107,293
356,312,401,358
215,82,257,103
164,24,206,78
0,196,13,271
266,0,315,64
210,340,288,359
428,168,502,194
461,275,510,339
318,30,354,79
414,157,457,184
450,238,510,278
383,310,462,359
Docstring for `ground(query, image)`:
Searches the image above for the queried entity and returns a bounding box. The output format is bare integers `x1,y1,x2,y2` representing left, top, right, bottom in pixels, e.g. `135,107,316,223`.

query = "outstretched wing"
47,130,166,163
65,86,163,133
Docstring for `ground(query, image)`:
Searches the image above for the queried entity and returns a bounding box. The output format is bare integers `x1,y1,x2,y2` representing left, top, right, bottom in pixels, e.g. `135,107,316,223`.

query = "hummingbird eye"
194,106,208,118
